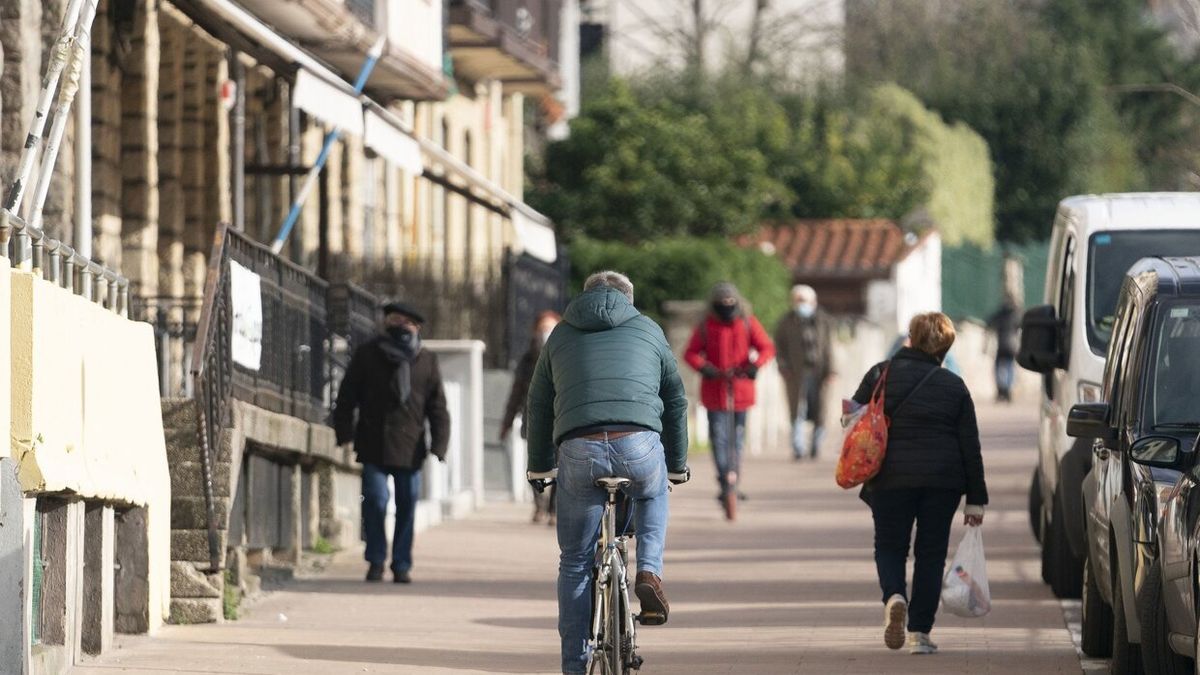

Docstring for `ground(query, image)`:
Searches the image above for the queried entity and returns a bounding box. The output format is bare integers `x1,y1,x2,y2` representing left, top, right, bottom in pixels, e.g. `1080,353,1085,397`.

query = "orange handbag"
835,365,891,489
836,364,939,489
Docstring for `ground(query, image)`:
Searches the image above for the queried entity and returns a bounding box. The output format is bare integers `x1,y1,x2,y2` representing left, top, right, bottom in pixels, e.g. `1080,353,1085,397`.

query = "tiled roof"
743,219,924,278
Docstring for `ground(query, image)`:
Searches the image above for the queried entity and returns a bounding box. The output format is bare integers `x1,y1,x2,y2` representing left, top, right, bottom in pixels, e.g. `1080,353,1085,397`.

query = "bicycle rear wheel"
609,557,624,674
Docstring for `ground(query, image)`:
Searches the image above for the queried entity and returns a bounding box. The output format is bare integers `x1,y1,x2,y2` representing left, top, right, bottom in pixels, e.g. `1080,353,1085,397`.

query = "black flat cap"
382,301,426,324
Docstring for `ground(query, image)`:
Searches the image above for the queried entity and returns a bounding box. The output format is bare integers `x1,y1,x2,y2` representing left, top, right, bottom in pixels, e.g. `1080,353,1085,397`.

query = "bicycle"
529,466,690,674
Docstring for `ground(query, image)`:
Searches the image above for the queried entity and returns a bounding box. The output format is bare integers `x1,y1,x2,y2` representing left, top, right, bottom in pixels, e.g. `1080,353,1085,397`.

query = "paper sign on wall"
230,260,263,371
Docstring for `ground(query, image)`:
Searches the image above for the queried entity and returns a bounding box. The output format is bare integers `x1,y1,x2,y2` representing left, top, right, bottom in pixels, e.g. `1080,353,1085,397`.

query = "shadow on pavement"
267,643,556,672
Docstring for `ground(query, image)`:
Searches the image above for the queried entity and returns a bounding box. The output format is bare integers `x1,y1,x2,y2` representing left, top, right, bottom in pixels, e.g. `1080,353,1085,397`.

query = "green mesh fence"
942,241,1049,321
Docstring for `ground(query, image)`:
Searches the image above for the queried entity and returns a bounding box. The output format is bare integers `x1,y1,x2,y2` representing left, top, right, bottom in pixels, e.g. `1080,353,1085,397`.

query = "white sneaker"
883,595,907,650
907,631,938,655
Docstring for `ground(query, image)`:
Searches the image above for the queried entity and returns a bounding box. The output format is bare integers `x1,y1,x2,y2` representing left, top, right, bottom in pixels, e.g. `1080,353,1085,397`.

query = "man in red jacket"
684,282,775,520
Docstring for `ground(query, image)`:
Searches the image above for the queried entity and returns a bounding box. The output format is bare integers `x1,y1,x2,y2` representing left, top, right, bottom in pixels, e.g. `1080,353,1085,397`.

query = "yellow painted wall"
0,258,10,460
9,270,171,630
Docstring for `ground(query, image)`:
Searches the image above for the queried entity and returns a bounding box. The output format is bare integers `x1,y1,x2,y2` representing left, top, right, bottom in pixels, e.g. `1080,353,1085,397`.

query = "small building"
747,219,942,334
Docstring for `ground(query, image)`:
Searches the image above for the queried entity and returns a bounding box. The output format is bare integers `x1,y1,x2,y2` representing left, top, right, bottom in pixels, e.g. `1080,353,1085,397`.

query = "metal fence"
189,225,380,568
504,248,569,369
357,249,569,369
942,241,1049,321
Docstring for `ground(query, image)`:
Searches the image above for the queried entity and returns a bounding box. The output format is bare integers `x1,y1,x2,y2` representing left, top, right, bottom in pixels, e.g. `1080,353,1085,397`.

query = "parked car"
1018,193,1200,601
1065,256,1200,674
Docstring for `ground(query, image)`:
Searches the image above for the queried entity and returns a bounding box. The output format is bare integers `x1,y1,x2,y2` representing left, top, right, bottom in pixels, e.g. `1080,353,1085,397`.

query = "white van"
1018,192,1200,599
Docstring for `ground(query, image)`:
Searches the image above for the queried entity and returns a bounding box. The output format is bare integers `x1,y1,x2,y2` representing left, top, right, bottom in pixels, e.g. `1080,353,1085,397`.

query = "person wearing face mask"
850,312,987,655
684,282,775,520
501,310,563,524
334,302,450,584
774,284,833,461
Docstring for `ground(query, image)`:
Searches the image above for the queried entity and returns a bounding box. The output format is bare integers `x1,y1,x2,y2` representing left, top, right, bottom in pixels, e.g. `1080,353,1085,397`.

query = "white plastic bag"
941,526,991,618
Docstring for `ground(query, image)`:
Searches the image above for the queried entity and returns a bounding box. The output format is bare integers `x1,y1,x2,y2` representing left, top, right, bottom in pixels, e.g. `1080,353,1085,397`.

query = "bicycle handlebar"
527,467,691,491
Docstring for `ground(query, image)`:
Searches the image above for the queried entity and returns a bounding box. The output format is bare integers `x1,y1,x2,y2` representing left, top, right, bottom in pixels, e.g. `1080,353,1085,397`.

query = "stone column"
341,134,364,273
38,0,75,241
90,0,124,267
298,122,324,270
81,503,114,655
114,507,150,633
0,0,42,189
181,36,208,308
158,14,187,396
120,0,161,319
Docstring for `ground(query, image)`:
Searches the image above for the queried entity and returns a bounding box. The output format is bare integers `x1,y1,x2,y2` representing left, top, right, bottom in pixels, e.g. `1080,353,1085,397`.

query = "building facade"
0,1,573,671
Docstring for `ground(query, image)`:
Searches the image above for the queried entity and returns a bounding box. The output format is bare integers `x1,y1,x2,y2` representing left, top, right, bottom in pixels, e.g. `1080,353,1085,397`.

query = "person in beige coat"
773,285,833,460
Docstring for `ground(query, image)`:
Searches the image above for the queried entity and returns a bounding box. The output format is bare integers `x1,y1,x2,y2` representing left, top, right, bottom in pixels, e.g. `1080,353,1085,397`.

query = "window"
1087,230,1200,352
1149,302,1200,429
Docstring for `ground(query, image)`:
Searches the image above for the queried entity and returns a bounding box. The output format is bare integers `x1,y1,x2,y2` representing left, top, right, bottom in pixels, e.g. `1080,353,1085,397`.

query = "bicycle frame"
588,486,638,674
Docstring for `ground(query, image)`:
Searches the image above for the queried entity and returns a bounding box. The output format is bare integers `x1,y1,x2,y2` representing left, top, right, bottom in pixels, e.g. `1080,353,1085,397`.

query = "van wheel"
1138,561,1191,675
1049,486,1084,598
1082,556,1113,658
1030,467,1043,544
1111,553,1143,674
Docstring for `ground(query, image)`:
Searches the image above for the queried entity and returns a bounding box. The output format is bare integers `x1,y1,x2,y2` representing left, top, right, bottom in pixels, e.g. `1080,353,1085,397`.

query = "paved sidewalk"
76,403,1081,674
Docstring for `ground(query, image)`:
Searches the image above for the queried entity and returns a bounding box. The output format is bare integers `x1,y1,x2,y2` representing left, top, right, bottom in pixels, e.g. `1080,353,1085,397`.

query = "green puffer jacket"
526,286,689,473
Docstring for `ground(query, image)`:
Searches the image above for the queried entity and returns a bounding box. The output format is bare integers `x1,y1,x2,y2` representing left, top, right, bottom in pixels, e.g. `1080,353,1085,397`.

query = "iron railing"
0,210,129,314
504,248,568,369
191,226,234,571
191,225,385,569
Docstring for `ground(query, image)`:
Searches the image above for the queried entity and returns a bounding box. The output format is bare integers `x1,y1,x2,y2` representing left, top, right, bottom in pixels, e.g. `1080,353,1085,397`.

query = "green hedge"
569,237,792,329
869,85,996,248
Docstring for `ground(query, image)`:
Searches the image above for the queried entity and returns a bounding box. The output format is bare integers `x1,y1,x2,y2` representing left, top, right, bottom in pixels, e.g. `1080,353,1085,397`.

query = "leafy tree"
845,0,1200,241
529,80,778,242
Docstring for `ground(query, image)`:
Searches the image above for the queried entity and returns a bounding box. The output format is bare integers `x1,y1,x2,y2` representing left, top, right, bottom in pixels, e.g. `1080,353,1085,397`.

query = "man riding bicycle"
526,270,690,674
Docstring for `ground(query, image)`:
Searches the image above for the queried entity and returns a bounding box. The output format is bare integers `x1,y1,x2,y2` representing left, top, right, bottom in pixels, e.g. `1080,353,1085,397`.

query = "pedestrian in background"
334,302,450,584
986,296,1021,402
501,310,562,524
774,284,833,461
684,282,775,520
852,312,988,655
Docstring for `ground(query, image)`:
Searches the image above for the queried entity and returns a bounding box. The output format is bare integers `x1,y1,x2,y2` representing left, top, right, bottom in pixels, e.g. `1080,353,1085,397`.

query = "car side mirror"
1018,305,1065,373
1129,436,1182,469
1067,402,1115,441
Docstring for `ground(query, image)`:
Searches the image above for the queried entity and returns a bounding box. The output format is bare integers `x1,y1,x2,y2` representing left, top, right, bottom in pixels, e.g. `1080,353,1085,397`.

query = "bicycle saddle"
594,477,631,490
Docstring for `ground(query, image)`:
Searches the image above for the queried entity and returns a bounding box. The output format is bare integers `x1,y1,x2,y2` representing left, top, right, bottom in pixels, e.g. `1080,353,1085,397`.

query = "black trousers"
869,487,961,634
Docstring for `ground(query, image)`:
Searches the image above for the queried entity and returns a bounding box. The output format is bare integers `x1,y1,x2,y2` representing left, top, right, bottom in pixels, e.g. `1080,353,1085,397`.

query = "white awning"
292,69,364,135
364,110,423,174
511,206,558,264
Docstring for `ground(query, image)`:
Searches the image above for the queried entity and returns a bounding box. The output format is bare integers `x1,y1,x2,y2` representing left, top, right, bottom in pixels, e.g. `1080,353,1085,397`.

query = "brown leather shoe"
635,571,669,626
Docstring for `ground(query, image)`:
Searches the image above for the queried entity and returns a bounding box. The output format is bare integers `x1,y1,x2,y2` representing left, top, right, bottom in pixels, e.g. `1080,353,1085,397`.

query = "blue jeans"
995,356,1016,399
791,375,825,458
708,411,745,496
556,431,670,674
869,488,961,634
361,463,420,573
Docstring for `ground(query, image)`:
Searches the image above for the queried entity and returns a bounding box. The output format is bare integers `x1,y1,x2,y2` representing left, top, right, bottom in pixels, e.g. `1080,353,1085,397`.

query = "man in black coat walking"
334,302,450,583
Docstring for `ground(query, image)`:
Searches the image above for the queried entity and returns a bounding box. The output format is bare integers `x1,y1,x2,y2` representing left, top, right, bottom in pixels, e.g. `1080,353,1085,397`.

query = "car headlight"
1078,381,1103,403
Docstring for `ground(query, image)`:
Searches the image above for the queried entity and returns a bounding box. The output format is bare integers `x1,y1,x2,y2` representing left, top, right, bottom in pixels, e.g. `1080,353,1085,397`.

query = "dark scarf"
378,328,421,403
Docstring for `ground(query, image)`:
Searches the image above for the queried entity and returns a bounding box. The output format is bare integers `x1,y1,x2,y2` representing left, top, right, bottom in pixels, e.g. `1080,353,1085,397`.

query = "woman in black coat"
851,312,988,655
500,310,561,523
